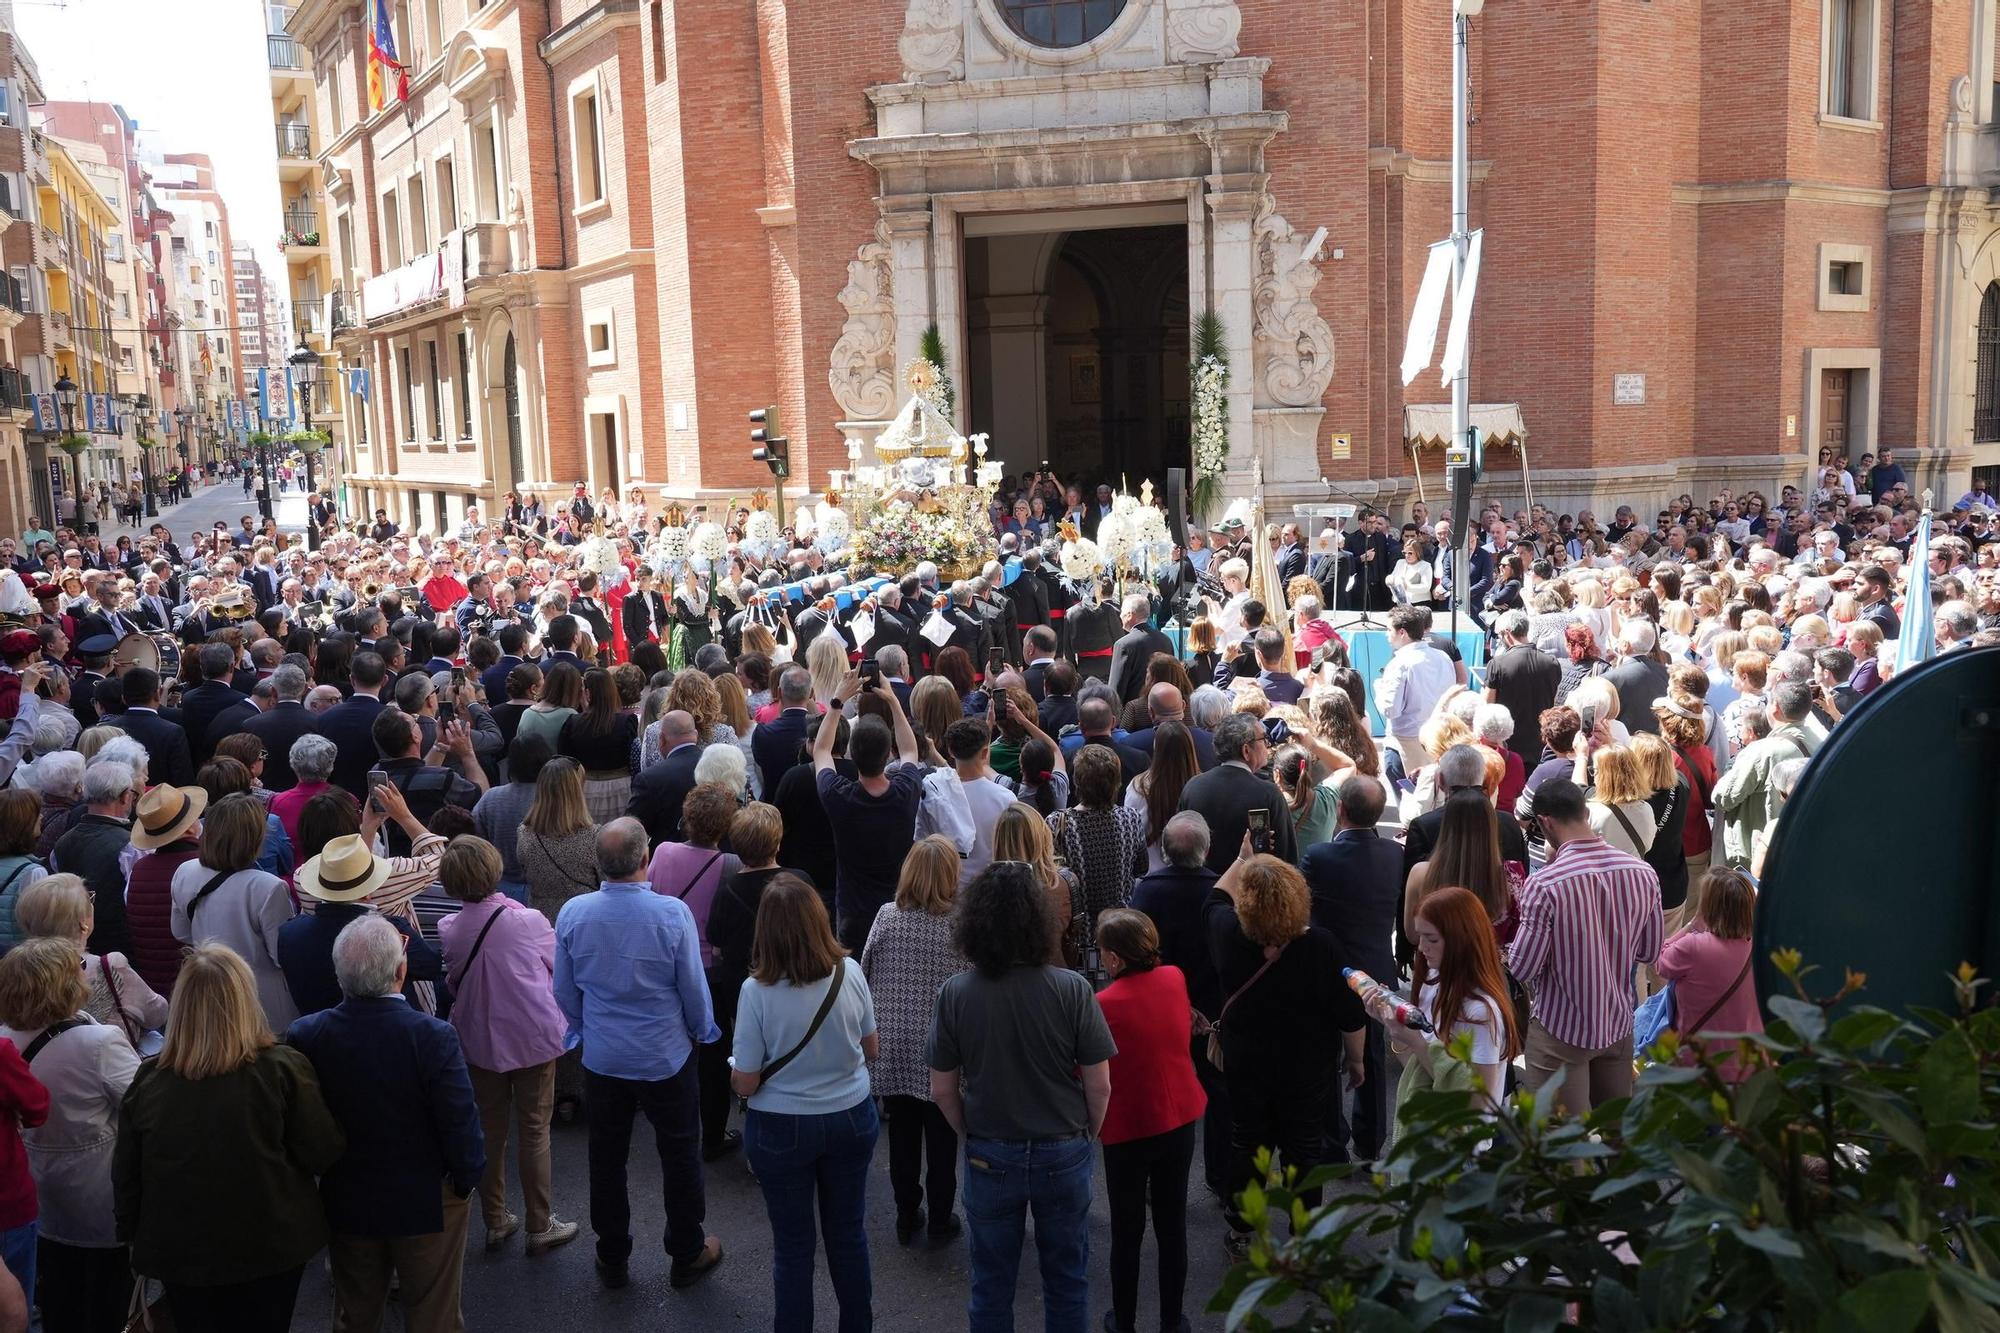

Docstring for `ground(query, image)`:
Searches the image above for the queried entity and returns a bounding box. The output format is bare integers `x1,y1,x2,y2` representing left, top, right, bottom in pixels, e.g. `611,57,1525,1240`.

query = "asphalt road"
288,1111,1246,1331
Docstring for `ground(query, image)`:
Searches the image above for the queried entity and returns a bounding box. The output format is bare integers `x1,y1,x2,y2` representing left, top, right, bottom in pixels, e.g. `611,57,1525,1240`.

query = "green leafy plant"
1214,955,2000,1332
919,322,956,421
55,433,89,455
246,430,274,447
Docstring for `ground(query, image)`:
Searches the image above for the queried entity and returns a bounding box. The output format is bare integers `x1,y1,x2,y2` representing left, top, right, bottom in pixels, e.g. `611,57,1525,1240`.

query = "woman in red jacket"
1094,909,1206,1333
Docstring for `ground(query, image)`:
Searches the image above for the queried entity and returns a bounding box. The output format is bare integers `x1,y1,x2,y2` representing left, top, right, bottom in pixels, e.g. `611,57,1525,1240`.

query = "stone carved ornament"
900,0,964,81
1164,0,1241,62
829,219,900,420
1252,195,1336,408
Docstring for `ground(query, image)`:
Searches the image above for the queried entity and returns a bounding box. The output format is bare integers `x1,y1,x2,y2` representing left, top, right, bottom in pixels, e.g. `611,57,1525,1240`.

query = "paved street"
290,1115,1244,1331
91,474,310,550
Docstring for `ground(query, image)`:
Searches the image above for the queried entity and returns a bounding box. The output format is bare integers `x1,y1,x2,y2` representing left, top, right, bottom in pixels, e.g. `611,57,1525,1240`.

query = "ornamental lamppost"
174,405,192,501
133,393,156,517
288,336,326,549
52,372,86,528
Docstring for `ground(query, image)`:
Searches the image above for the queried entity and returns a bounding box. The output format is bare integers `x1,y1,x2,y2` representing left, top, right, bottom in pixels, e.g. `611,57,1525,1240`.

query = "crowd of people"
0,454,1976,1333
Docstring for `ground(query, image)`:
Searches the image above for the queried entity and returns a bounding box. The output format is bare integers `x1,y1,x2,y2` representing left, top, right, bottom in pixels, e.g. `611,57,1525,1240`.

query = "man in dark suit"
1274,522,1306,588
1057,697,1149,797
751,667,816,797
1020,626,1059,702
178,642,248,766
1176,713,1294,874
627,710,702,847
1248,627,1304,706
854,585,912,665
1037,658,1080,737
536,615,587,673
1344,511,1396,614
239,664,321,792
1128,809,1229,1193
287,913,486,1329
621,568,671,652
1483,611,1562,766
205,678,270,757
1107,593,1174,707
68,636,117,732
318,652,393,797
480,624,530,706
110,667,194,788
1120,684,1218,770
1299,780,1401,1162
1000,550,1050,646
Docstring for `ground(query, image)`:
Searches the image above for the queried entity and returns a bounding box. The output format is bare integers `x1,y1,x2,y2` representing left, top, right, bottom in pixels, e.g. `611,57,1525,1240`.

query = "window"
117,293,130,317
585,313,615,367
434,155,458,234
1977,284,2000,444
337,212,356,289
999,0,1126,47
1823,0,1876,121
0,85,11,127
473,120,503,221
421,0,442,65
570,81,606,209
399,344,415,440
1817,243,1870,312
329,59,346,136
381,188,402,268
456,331,472,438
394,0,414,64
407,175,429,255
427,340,444,439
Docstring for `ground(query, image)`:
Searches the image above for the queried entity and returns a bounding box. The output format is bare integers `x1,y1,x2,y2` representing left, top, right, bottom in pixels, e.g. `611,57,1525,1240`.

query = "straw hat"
130,784,208,850
297,833,389,904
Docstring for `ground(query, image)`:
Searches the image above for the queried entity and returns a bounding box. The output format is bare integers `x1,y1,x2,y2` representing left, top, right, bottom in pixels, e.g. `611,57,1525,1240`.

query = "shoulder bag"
1674,747,1713,812
0,858,41,900
667,850,724,902
1606,802,1649,855
739,961,848,1109
23,1016,89,1064
446,908,508,992
1204,943,1288,1073
187,868,234,924
1682,953,1755,1038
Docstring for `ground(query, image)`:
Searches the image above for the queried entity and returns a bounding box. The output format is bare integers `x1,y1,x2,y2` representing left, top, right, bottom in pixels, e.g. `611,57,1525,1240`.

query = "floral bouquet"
852,499,985,576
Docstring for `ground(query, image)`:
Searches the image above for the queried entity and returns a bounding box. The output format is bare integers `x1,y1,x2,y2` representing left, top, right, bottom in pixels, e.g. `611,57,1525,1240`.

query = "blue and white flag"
1894,508,1935,675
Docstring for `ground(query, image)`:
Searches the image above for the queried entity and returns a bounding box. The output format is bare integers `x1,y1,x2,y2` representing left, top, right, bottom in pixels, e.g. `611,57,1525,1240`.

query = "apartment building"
0,23,50,535
269,1,341,496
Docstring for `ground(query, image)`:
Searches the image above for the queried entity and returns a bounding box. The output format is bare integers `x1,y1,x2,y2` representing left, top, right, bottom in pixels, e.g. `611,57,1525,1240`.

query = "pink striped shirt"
1506,836,1663,1050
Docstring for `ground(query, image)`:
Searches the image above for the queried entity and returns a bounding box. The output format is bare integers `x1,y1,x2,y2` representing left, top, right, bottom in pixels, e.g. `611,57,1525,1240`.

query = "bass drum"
111,632,181,680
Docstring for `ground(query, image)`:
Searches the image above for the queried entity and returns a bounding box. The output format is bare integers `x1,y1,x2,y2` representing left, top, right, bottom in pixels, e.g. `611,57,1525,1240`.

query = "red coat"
126,841,202,996
0,1037,47,1230
1095,964,1206,1145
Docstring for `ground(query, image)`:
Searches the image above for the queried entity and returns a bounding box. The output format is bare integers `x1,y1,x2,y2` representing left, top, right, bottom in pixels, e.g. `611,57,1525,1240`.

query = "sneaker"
669,1235,724,1289
527,1218,579,1254
485,1214,520,1251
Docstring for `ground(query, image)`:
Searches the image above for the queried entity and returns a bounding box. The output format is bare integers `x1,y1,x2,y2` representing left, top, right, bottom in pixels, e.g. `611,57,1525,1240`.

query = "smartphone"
1578,703,1598,737
1247,807,1271,855
859,657,880,685
987,646,1005,679
991,690,1009,723
1395,776,1417,796
365,766,391,813
439,698,456,724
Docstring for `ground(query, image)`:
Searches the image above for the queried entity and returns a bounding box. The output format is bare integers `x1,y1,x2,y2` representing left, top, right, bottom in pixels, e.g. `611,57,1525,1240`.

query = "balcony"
24,132,48,187
47,309,72,348
0,368,28,417
274,122,312,180
268,34,304,70
329,288,358,334
464,222,513,280
279,208,323,256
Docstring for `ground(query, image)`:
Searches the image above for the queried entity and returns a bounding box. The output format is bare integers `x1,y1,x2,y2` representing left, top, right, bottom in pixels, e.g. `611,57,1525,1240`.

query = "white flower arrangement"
1097,512,1136,570
651,524,690,571
815,506,852,556
742,509,781,560
1061,537,1104,583
1190,311,1230,520
1113,493,1140,518
691,521,728,566
578,535,623,578
1134,505,1173,562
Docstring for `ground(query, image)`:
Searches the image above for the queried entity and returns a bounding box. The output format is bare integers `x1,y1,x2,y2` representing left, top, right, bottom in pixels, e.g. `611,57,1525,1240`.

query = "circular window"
998,0,1127,48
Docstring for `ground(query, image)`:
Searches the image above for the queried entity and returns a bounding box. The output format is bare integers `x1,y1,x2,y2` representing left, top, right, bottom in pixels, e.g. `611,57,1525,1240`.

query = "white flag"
921,609,954,648
1400,240,1454,386
1440,228,1484,387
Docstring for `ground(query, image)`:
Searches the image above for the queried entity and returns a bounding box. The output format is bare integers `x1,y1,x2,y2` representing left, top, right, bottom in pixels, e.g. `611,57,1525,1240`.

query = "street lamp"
134,393,156,518
173,405,192,503
53,372,81,526
288,336,326,549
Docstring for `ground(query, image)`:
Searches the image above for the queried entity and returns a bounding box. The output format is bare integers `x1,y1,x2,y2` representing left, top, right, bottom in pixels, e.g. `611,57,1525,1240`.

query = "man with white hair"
554,817,724,1291
1713,681,1821,869
51,759,138,956
1603,619,1668,736
288,914,485,1332
1107,592,1172,706
1129,810,1226,1189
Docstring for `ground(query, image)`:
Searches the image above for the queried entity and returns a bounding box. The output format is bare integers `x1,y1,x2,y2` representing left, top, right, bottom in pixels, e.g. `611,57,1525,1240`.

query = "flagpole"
1448,1,1472,640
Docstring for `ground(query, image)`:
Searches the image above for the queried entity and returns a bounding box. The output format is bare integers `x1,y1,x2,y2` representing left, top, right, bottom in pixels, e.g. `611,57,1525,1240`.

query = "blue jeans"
0,1220,32,1313
744,1097,879,1333
962,1135,1093,1333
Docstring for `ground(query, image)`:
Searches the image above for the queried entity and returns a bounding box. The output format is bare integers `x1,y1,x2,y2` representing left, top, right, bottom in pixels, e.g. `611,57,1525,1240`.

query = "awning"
1403,402,1527,449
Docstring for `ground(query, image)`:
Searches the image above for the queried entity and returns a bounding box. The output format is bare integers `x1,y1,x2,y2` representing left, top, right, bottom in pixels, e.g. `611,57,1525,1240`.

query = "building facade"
0,20,39,536
282,0,2000,532
270,1,342,491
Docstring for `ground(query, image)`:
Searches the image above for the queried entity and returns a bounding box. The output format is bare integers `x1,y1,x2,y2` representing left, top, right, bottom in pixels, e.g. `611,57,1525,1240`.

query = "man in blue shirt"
554,818,725,1291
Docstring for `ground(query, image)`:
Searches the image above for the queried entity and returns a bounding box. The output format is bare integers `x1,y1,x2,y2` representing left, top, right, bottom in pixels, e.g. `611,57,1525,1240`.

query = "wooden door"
1820,369,1851,456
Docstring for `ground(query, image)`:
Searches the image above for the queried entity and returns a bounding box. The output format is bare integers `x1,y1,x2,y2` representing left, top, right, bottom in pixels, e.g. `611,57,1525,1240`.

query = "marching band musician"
32,584,77,645
69,635,116,730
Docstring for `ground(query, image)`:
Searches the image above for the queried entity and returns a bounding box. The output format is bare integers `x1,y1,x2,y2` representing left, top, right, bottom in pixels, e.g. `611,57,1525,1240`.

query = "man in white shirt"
945,718,1017,886
1372,604,1457,783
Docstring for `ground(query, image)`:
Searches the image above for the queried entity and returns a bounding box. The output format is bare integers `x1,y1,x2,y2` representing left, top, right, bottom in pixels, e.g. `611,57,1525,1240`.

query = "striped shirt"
1506,836,1663,1050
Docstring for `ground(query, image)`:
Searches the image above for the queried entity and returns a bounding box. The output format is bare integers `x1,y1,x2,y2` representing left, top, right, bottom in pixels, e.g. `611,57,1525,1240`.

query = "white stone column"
1205,183,1260,501
884,205,935,380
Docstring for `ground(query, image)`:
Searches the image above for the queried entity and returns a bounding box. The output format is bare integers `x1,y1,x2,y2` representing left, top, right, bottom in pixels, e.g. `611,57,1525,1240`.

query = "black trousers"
1191,1036,1230,1195
163,1264,305,1333
1324,1020,1389,1162
586,1059,708,1266
698,968,736,1152
1225,1056,1328,1229
37,1239,129,1333
882,1094,957,1226
1103,1120,1197,1333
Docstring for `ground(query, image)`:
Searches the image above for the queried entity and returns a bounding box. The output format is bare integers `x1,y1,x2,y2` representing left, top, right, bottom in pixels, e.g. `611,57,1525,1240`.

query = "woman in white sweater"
1387,537,1437,607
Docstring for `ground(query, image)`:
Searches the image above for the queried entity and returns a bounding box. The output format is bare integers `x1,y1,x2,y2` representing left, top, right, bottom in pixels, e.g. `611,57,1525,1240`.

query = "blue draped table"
1346,629,1488,734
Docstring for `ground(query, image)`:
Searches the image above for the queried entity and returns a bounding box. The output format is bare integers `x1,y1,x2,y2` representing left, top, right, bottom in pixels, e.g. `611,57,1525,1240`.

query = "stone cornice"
1669,180,1891,208
1368,148,1492,183
850,111,1285,166
867,56,1271,109
537,0,641,65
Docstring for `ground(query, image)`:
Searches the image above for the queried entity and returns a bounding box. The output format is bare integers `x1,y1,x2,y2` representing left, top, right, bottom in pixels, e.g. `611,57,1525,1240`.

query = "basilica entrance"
963,217,1189,495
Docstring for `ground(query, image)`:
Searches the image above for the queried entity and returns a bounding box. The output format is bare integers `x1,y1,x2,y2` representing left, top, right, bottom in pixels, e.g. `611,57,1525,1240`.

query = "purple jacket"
437,896,568,1073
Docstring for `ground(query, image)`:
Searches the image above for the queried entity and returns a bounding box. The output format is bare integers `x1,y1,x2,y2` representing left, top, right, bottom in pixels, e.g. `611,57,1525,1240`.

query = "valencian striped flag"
367,0,408,113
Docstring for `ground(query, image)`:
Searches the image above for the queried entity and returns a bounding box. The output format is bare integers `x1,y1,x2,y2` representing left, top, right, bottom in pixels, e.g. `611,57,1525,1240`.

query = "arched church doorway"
965,217,1189,497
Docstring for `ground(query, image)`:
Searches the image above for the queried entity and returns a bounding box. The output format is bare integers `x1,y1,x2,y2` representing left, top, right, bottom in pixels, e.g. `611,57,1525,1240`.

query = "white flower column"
1205,180,1261,505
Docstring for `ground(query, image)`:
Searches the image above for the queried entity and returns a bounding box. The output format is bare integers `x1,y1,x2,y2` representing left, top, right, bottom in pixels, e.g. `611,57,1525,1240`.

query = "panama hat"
130,784,208,850
298,833,389,904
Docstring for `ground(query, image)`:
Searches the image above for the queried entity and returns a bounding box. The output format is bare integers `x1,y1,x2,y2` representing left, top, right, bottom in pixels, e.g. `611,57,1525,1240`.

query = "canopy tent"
1402,402,1527,449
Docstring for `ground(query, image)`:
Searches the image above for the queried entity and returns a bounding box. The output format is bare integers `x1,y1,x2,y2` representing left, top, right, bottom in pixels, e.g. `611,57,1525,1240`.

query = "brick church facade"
286,0,2000,531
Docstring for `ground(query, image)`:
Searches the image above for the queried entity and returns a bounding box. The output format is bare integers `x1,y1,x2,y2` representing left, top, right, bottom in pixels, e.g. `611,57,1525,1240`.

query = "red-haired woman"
1383,886,1522,1124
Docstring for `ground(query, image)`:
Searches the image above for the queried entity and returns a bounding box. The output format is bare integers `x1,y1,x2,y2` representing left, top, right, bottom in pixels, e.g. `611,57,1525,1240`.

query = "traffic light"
749,405,790,479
